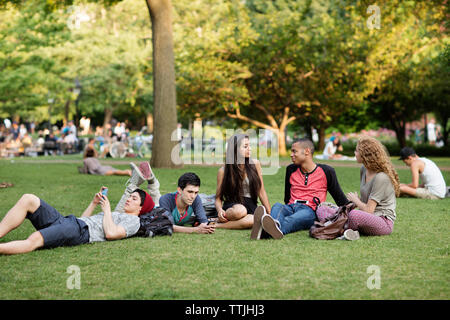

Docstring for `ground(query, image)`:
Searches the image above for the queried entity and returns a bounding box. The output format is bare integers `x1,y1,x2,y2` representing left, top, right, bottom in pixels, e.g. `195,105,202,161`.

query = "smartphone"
207,221,216,226
101,188,108,198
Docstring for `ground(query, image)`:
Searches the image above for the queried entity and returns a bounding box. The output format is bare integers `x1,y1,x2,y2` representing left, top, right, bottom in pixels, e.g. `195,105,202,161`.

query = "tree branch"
227,103,278,131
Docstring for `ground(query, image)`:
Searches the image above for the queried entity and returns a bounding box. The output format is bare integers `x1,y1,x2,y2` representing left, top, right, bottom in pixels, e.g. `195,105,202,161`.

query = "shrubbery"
340,139,450,158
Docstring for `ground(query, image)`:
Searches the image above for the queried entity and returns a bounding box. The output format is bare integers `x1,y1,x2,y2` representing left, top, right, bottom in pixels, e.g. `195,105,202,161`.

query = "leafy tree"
0,2,71,121
361,0,447,147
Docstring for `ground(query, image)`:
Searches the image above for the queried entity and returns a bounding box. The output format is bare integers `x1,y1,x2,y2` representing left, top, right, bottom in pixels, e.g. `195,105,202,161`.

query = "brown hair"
357,136,400,197
218,134,261,203
83,147,96,158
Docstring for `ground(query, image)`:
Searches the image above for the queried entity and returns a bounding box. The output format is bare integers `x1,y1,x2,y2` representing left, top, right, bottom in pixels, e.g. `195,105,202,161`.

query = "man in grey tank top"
398,147,447,199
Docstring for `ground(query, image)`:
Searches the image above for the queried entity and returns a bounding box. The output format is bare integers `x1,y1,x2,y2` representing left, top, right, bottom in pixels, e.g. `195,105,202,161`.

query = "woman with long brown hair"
215,134,271,229
316,136,400,239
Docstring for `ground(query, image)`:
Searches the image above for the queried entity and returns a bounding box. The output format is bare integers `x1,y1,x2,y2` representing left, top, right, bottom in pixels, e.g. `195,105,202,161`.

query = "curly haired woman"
316,136,400,239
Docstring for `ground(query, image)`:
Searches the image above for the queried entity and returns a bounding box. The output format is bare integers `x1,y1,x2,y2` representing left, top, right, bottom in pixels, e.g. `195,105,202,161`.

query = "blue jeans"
270,202,316,235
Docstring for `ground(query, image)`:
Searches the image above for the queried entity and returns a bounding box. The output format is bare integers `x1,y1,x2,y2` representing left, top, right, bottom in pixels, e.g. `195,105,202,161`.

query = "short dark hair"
178,172,201,190
399,147,416,160
292,138,315,155
132,189,146,206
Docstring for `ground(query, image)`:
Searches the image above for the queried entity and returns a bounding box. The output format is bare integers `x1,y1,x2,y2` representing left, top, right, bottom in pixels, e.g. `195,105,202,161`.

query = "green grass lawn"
0,157,449,300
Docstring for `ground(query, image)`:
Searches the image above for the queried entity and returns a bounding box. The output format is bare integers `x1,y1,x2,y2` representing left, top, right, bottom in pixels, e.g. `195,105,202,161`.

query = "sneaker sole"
130,162,146,181
250,206,266,240
344,229,360,241
261,215,283,240
139,162,152,180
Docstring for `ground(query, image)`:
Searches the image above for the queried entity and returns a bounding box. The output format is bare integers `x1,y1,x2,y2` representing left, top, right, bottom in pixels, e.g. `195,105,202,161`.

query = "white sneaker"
261,215,283,240
343,229,360,241
250,206,267,240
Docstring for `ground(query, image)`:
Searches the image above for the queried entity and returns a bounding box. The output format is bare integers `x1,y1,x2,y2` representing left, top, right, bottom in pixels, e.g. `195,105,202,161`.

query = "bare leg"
104,169,132,176
216,204,253,229
0,231,44,255
216,214,254,229
224,204,247,221
0,194,40,239
400,185,418,197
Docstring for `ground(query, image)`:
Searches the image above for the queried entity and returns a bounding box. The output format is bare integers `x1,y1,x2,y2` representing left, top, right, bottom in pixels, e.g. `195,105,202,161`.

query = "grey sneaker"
250,206,267,240
261,215,283,240
127,162,147,187
343,229,360,241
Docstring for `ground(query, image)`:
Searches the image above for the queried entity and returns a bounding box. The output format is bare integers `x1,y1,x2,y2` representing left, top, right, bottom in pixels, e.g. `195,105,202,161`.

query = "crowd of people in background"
0,116,446,159
0,117,136,159
0,119,85,158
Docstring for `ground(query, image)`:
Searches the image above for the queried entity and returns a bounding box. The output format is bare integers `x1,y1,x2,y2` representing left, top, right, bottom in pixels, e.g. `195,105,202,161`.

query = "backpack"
198,193,218,218
137,207,173,238
309,202,356,240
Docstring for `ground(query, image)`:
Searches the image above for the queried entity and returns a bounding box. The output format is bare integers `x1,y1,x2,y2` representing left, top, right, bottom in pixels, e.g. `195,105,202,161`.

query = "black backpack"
137,207,173,238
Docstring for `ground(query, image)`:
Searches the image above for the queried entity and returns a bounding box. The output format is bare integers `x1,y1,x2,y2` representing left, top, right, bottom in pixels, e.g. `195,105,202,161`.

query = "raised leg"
0,194,40,239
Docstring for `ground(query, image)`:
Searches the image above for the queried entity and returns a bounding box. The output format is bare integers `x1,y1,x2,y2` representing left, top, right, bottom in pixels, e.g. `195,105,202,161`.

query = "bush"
341,139,450,158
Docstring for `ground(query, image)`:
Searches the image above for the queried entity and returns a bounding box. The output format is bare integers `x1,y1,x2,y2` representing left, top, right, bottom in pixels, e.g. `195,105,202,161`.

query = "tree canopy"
0,0,448,154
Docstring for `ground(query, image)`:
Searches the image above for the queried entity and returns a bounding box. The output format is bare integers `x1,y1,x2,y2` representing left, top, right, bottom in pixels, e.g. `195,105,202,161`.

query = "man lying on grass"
0,182,155,255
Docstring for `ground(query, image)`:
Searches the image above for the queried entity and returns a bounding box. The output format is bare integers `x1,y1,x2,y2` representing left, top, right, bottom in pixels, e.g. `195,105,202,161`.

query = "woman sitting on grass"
215,133,271,229
316,136,400,240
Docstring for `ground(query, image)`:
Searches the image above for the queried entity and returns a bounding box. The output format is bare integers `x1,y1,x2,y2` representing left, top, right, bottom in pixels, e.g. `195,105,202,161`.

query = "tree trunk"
317,125,326,151
64,99,71,126
146,113,154,133
390,117,406,148
442,118,449,147
278,122,291,156
103,107,113,135
146,0,179,168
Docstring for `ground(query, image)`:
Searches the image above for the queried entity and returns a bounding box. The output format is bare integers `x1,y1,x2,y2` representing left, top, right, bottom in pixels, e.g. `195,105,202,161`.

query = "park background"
0,0,449,300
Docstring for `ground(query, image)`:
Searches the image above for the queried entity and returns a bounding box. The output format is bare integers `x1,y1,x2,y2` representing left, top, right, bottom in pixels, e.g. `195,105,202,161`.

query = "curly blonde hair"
357,136,400,197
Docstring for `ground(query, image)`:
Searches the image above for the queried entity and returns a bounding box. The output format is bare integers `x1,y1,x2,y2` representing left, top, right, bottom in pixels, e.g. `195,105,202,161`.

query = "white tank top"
419,157,446,198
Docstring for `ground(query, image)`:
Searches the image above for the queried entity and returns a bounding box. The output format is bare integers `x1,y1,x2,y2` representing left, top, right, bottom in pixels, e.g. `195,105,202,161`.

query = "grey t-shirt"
79,211,140,243
360,166,397,222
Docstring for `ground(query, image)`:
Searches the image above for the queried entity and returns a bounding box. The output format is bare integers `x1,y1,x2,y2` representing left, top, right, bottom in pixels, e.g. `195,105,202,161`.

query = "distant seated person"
398,147,447,200
43,133,58,155
82,147,131,176
322,136,343,160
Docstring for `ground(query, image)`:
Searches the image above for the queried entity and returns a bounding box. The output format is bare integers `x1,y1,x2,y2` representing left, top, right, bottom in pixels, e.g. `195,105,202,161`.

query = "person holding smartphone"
158,172,215,234
0,186,154,255
251,138,348,240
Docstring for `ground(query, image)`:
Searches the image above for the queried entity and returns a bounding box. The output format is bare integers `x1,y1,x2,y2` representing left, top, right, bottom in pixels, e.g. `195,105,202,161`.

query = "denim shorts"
27,199,90,249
